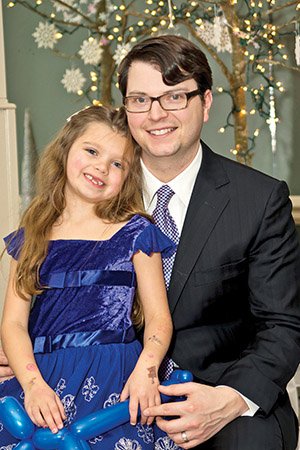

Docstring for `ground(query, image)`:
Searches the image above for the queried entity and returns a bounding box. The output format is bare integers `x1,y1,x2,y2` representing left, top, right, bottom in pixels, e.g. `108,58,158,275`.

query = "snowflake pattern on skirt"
61,393,77,424
89,435,104,445
154,437,179,449
55,378,67,397
82,376,100,402
104,392,120,408
115,438,142,450
136,424,154,444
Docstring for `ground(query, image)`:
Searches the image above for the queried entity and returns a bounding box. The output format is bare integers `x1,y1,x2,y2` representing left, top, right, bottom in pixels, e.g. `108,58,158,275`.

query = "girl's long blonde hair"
11,105,146,327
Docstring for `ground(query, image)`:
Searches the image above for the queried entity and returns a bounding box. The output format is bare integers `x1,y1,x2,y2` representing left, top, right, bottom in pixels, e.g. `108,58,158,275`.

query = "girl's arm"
1,258,66,432
120,250,173,425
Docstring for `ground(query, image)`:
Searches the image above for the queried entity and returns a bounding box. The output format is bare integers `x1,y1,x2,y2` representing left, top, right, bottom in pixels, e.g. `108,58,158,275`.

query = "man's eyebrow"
126,88,190,96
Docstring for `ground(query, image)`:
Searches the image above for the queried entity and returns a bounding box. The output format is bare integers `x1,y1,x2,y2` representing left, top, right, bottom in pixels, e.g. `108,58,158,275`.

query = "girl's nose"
95,160,108,174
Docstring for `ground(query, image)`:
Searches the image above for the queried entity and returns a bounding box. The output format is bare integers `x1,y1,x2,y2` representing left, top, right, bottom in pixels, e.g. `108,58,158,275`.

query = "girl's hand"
120,364,161,426
24,378,66,433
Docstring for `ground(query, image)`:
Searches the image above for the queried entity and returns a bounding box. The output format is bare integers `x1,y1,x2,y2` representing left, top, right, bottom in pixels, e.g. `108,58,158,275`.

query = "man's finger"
158,382,194,397
143,399,188,417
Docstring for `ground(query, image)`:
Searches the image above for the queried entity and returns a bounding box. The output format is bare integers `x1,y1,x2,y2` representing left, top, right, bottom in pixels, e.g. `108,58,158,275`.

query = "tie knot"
156,185,175,209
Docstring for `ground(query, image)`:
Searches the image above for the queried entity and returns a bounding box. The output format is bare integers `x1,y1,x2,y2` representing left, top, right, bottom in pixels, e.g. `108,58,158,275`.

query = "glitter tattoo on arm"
147,366,157,384
148,335,163,346
26,363,38,372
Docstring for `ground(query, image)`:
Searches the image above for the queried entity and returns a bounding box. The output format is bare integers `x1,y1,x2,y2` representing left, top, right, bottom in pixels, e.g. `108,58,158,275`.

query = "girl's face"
65,122,130,205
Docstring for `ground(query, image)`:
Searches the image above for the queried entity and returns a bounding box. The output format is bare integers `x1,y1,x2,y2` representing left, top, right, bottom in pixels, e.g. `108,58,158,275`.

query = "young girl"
0,106,176,448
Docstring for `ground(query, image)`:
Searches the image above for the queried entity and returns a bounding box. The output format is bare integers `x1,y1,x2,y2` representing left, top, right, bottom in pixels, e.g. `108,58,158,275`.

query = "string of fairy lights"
6,0,300,165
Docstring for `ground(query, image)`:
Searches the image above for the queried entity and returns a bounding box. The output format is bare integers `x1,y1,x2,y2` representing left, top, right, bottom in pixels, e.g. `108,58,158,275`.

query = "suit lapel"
168,143,230,313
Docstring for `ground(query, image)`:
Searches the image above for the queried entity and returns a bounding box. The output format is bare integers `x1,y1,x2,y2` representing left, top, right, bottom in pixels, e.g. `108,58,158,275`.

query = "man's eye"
134,96,147,104
168,93,184,101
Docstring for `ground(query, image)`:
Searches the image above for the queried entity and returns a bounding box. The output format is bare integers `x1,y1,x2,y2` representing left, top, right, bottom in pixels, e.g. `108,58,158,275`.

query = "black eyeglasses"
123,89,201,113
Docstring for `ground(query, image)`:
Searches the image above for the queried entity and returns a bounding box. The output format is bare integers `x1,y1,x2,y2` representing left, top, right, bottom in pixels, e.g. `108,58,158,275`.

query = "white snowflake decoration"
113,43,132,65
54,378,67,397
155,436,179,449
196,16,232,53
98,25,108,33
213,16,232,53
114,438,142,450
82,376,100,402
89,435,103,445
79,38,103,65
104,392,120,408
98,12,109,21
136,423,154,444
32,22,59,49
196,21,215,47
106,1,116,13
61,393,77,424
61,68,86,93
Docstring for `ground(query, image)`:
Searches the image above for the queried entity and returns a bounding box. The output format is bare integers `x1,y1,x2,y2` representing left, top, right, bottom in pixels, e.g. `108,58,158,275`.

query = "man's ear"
203,90,213,123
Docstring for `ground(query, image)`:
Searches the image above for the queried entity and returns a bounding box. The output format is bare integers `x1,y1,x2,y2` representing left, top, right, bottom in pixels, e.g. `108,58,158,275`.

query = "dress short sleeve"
3,228,24,260
133,222,176,257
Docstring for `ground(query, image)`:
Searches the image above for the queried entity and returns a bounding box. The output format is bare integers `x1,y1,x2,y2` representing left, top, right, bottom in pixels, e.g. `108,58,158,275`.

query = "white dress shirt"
141,144,259,417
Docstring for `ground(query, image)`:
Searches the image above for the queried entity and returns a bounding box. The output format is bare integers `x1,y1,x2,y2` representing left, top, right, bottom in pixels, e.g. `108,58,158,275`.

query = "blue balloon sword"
0,370,193,449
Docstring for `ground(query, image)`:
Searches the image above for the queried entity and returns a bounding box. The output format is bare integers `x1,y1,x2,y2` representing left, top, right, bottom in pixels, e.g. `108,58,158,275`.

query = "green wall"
2,2,300,193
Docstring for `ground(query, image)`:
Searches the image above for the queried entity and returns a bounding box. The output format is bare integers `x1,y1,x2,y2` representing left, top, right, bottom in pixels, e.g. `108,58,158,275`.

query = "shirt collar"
141,144,202,210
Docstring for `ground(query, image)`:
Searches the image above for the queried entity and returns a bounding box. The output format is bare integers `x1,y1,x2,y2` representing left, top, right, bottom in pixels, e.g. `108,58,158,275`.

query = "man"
1,34,300,449
117,35,300,449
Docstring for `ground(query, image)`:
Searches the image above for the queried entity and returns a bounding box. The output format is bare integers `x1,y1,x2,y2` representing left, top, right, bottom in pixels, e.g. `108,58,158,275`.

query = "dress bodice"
4,215,175,340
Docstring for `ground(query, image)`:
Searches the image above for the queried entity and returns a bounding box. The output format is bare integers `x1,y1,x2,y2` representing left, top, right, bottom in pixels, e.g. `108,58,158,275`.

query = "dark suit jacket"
168,142,300,446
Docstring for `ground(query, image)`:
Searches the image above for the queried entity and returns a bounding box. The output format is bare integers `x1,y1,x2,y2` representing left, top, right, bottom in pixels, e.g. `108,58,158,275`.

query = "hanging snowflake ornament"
32,22,59,49
196,22,215,47
79,38,103,65
61,68,86,93
113,43,132,65
214,16,232,53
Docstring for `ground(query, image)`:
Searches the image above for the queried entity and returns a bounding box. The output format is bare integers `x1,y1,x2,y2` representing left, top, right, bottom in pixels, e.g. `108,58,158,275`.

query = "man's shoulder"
202,142,285,191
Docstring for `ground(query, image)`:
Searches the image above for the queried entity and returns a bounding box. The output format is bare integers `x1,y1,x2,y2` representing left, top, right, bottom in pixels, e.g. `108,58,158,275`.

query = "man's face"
125,61,212,170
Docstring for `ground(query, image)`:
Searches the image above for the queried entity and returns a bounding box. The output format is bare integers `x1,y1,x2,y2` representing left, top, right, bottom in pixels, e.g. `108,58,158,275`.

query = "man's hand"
0,347,14,381
143,382,248,449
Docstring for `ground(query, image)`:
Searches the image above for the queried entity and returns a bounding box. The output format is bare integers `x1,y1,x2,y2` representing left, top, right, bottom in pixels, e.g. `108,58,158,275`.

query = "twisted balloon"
0,370,192,450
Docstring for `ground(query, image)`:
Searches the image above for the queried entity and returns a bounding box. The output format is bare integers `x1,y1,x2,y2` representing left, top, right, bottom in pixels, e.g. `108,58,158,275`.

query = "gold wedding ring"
181,430,189,443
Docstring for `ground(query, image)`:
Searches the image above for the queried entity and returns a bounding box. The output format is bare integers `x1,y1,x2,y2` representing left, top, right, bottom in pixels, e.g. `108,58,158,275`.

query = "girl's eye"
112,161,123,169
85,148,97,156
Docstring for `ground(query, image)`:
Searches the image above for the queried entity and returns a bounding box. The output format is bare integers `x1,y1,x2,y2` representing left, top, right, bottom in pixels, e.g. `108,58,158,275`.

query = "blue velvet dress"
0,214,180,449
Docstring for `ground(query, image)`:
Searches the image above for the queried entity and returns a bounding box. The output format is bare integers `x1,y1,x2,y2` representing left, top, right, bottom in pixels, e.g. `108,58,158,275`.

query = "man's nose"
147,99,169,120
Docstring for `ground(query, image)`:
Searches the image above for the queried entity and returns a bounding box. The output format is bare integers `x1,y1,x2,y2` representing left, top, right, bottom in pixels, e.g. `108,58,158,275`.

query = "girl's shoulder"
130,215,176,257
3,228,24,259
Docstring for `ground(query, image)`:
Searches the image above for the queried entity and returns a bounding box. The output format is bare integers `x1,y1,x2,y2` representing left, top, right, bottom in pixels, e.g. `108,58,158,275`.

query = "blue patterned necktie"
152,185,180,288
152,185,179,379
